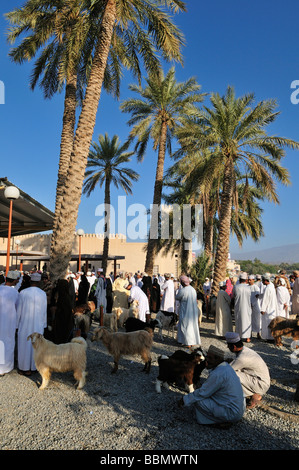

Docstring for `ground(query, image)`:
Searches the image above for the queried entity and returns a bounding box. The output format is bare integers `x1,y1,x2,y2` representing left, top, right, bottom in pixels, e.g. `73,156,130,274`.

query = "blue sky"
0,0,299,258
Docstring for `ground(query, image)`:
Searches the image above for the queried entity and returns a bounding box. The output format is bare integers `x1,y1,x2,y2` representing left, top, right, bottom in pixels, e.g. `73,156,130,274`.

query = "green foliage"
190,252,213,293
236,258,299,274
83,133,139,196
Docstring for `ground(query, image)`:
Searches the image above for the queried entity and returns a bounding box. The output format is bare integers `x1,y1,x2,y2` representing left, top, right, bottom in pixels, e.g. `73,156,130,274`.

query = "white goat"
91,326,153,373
114,300,139,328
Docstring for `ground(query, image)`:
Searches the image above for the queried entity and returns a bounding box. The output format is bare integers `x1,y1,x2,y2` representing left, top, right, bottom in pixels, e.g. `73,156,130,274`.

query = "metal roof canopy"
17,254,126,276
17,254,125,262
0,178,54,237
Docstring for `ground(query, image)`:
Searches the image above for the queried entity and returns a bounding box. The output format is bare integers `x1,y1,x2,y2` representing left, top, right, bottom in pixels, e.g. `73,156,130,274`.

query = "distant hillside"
231,243,299,264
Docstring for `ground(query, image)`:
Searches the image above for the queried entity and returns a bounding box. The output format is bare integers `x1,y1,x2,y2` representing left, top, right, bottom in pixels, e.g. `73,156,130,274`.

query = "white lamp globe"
4,186,20,200
77,229,84,236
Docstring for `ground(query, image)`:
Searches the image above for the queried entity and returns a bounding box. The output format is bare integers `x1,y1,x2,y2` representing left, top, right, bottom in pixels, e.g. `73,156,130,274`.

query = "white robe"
183,362,245,425
260,282,277,340
257,280,265,310
17,287,47,371
176,285,201,346
276,285,290,318
249,283,261,333
128,286,150,322
215,289,232,337
232,283,252,340
160,279,175,313
0,285,19,374
230,347,270,398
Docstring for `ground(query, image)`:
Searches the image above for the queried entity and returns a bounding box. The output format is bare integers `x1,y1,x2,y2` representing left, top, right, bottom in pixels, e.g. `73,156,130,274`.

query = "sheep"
155,348,206,394
91,327,153,374
115,300,139,328
155,310,178,340
92,309,118,332
269,316,299,347
124,316,162,335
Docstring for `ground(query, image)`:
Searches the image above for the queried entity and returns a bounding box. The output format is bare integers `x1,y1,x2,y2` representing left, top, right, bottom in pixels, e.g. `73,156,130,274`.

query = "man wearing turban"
175,275,201,348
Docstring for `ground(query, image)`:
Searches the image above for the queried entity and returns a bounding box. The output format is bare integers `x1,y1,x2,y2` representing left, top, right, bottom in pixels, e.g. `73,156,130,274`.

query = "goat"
74,300,96,315
91,327,153,373
269,316,299,347
27,333,87,390
93,309,118,332
124,316,162,335
155,348,206,394
115,300,139,328
74,309,93,339
155,310,178,340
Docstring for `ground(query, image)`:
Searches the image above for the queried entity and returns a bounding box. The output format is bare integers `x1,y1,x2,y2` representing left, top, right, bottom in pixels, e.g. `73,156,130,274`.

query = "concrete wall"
0,233,190,277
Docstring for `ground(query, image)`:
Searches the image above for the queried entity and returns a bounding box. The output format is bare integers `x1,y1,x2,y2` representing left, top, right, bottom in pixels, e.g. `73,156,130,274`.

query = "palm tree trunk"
102,176,111,274
211,157,234,296
50,73,77,256
204,203,214,262
49,0,117,282
144,120,168,275
180,237,191,274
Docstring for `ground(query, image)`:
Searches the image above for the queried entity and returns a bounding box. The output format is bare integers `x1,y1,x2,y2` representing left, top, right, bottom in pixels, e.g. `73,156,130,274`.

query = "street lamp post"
76,229,84,272
4,186,20,276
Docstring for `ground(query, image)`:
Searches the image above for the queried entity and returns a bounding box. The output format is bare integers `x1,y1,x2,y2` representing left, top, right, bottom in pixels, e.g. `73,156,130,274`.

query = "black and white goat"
123,316,162,335
155,347,206,393
155,310,178,340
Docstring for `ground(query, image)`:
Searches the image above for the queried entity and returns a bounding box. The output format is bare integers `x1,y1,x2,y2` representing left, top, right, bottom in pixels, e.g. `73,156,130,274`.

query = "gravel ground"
0,314,299,453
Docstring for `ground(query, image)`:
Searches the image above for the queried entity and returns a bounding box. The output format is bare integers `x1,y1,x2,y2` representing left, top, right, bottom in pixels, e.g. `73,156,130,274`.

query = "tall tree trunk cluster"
145,120,168,275
211,156,234,295
50,0,117,282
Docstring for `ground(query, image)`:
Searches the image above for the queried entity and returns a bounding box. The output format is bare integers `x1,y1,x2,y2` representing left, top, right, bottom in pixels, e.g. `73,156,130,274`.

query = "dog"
27,332,87,390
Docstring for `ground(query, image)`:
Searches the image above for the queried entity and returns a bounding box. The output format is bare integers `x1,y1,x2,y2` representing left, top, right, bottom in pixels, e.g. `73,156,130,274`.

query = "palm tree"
175,86,299,295
48,0,187,281
165,148,218,262
121,66,205,274
6,0,94,249
153,184,197,274
6,0,187,282
165,150,265,266
83,133,139,273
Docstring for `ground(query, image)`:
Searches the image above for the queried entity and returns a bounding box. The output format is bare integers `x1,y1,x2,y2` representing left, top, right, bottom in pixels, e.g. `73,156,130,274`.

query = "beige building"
0,232,190,278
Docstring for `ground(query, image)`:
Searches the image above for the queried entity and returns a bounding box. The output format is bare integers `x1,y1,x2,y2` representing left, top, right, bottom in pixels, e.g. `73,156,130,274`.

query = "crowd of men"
0,268,193,378
203,270,299,343
0,266,297,430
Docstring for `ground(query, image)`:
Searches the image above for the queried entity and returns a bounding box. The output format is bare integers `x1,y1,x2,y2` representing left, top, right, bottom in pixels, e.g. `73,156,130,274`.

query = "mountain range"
231,243,299,264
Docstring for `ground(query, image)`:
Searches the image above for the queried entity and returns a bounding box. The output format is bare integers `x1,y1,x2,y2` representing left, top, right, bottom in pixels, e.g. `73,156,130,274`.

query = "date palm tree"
6,0,88,246
6,0,187,281
121,66,205,274
48,0,186,281
175,86,299,294
164,152,265,270
83,133,139,273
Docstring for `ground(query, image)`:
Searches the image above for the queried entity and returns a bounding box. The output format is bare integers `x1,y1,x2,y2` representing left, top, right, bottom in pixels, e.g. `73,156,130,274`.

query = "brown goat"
269,316,299,347
91,327,153,373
